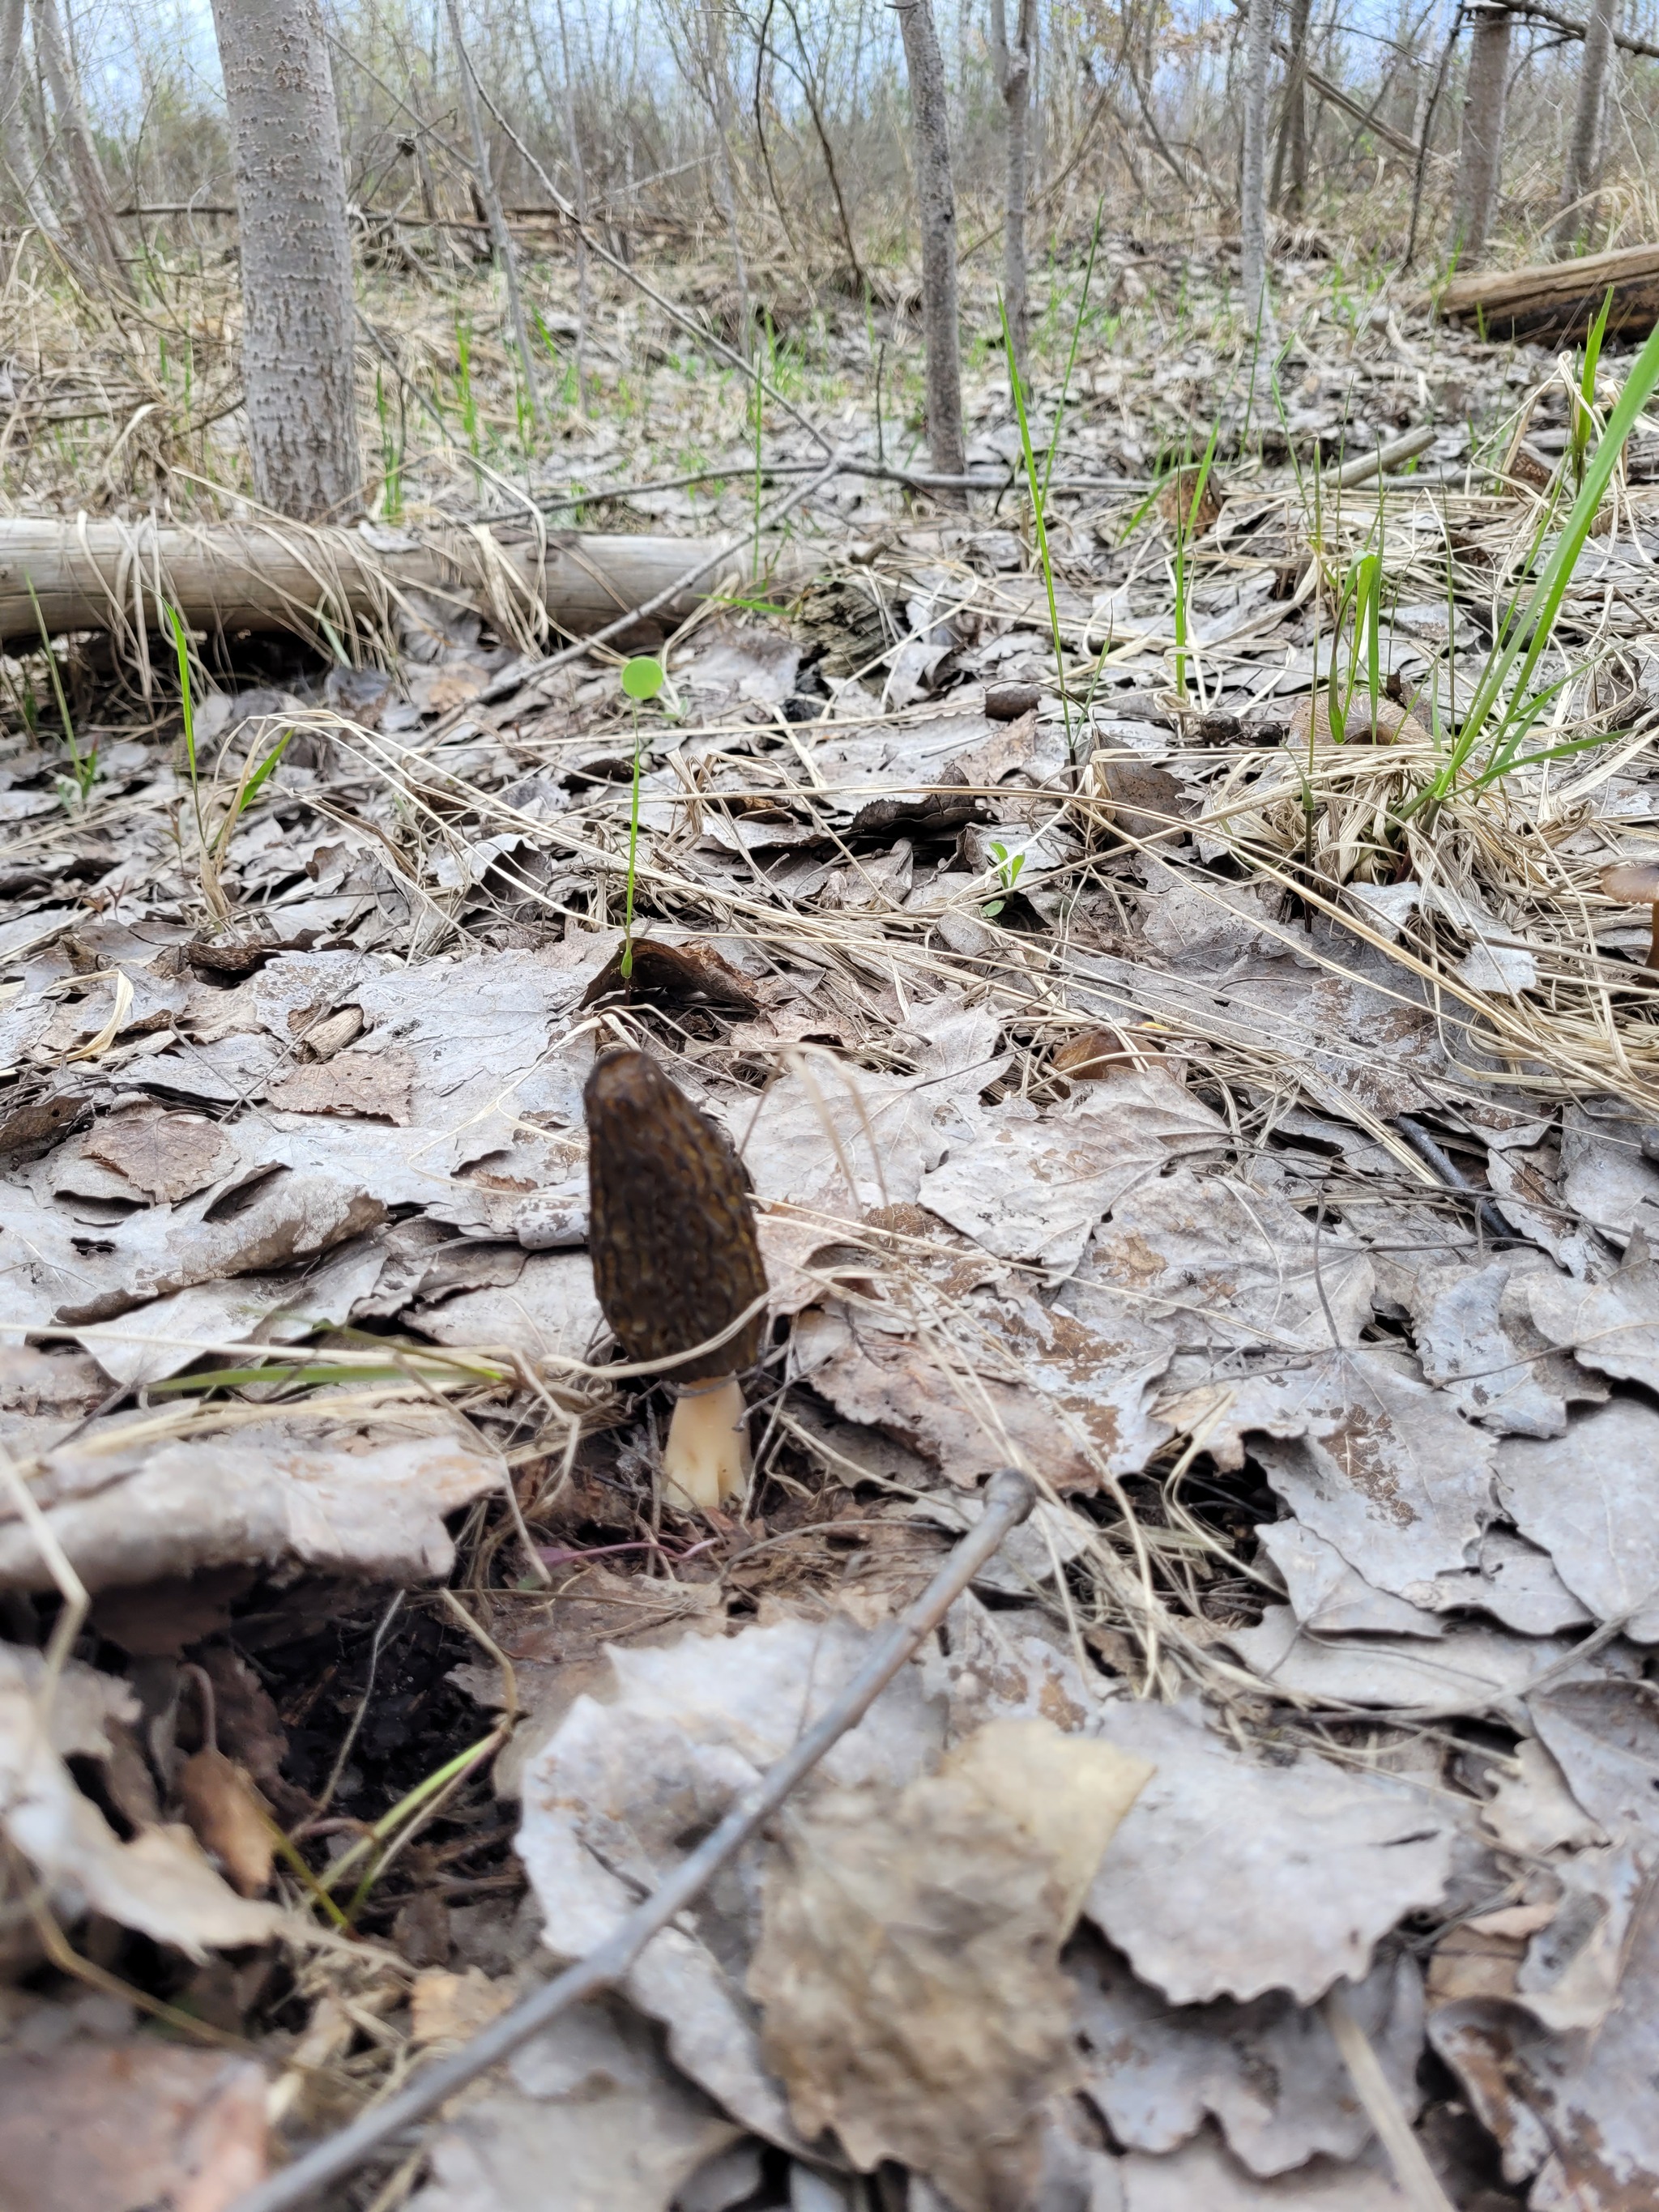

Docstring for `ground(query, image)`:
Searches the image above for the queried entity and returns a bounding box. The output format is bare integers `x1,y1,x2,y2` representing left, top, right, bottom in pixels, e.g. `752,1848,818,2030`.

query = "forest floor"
2,225,1659,2212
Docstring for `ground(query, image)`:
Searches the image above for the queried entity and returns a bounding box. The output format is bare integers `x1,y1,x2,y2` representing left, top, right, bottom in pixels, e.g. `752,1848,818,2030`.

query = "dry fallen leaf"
917,1075,1228,1273
1073,1937,1424,2177
792,1285,1176,1486
1523,1236,1659,1391
1117,2133,1411,2209
1065,1168,1375,1351
516,1613,947,2146
0,1641,283,1954
1525,1674,1659,1844
177,1748,273,1898
412,1997,740,2212
1410,1251,1605,1437
1431,1842,1659,2211
81,1108,237,1204
0,1422,500,1593
0,2039,268,2212
267,1046,418,1123
1085,1701,1453,2005
1495,1400,1659,1639
748,1719,1152,2212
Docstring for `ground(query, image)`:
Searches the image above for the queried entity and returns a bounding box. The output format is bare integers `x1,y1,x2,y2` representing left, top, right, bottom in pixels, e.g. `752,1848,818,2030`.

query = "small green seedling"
1570,284,1615,489
982,841,1026,917
620,654,665,979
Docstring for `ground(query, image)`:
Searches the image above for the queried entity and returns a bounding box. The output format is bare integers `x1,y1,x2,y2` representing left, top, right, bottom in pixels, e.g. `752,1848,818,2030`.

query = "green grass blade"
1420,313,1659,799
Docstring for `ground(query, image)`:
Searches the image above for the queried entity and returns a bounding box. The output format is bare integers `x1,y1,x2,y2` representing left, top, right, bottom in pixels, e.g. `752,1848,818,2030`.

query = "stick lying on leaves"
229,1468,1038,2212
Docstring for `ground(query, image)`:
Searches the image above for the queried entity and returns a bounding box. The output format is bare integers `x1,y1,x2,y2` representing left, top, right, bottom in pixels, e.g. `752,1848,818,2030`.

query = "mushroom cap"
1601,859,1659,902
584,1049,768,1380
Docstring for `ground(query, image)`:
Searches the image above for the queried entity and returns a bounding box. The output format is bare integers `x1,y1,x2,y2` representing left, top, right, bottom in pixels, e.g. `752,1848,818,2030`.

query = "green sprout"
619,654,665,979
982,840,1026,917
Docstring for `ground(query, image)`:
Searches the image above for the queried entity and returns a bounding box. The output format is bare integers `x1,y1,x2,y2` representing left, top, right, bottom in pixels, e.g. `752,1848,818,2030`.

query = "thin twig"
1321,1985,1459,2212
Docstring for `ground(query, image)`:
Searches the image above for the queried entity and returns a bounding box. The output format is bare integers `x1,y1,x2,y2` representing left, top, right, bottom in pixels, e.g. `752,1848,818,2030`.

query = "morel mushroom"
1600,858,1659,970
585,1048,768,1513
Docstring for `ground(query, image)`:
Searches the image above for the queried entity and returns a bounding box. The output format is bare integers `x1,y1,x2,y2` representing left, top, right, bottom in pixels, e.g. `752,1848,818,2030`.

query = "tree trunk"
443,0,543,431
989,0,1036,384
0,0,55,234
1555,0,1616,255
898,0,966,485
1239,0,1274,339
1270,0,1311,212
210,0,360,522
29,0,128,292
1453,2,1512,264
704,6,752,349
530,0,588,411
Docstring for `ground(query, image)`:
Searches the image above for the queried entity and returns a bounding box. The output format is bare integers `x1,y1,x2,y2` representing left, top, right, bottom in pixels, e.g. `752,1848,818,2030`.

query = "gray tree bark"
1269,0,1311,211
704,4,752,348
989,0,1036,384
210,0,361,521
1453,2,1512,263
1555,0,1616,254
543,0,590,407
898,0,966,485
0,0,56,235
444,0,544,431
1239,0,1274,339
29,0,128,292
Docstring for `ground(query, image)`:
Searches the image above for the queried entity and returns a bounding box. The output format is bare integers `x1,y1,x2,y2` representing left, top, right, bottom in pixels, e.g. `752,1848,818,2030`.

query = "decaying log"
0,518,809,646
1434,241,1659,345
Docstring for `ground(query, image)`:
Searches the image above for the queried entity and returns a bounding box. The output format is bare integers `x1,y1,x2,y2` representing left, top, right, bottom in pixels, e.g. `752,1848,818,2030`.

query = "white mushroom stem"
661,1375,749,1514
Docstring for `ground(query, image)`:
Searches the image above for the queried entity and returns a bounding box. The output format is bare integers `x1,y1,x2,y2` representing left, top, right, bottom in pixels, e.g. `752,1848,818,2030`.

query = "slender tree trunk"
443,0,543,432
530,0,588,412
1453,2,1511,263
1270,0,1311,211
210,0,360,521
705,6,752,349
1239,0,1274,339
0,0,55,235
1555,0,1616,254
989,0,1037,384
898,0,966,486
29,0,128,292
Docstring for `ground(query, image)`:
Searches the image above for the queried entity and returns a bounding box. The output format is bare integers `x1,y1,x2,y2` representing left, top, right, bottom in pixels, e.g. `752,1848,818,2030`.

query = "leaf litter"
7,245,1659,2212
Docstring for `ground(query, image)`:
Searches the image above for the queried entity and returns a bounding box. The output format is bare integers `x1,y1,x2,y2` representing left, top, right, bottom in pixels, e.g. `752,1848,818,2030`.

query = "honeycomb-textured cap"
585,1049,768,1379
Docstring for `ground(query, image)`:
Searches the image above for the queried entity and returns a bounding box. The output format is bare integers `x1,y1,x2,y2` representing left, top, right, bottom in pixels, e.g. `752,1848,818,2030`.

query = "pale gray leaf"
919,1075,1227,1273
1527,1676,1659,1843
411,1999,738,2212
0,1423,499,1592
1118,2135,1410,2209
1226,1607,1573,1711
1410,1251,1603,1437
791,1288,1175,1486
1065,1171,1374,1353
1248,1355,1495,1596
1256,1520,1447,1639
1430,1846,1659,2209
1085,1702,1452,2004
1524,1241,1659,1392
1073,1938,1422,2176
1496,1401,1659,1639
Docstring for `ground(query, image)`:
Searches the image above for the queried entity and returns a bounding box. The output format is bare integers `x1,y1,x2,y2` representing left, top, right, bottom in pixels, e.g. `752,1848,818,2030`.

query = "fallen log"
1433,242,1659,346
0,517,811,647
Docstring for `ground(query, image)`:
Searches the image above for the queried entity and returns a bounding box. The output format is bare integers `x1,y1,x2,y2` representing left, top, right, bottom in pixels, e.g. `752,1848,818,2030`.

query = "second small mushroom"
585,1048,770,1515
